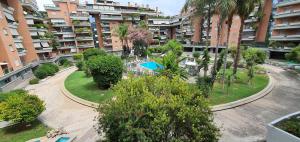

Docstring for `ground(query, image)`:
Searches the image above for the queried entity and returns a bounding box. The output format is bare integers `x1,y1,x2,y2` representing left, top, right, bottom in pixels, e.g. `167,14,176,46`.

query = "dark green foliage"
275,115,300,138
133,39,148,57
243,48,266,83
83,48,107,60
59,58,68,66
202,48,210,77
29,78,40,85
73,53,83,61
34,63,59,79
193,52,201,59
86,55,123,89
285,46,300,63
98,76,219,142
196,76,212,98
0,90,45,125
76,61,85,71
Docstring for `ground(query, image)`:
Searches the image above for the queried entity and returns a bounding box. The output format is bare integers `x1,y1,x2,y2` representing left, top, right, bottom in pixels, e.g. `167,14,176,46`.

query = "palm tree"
115,23,130,56
232,0,263,76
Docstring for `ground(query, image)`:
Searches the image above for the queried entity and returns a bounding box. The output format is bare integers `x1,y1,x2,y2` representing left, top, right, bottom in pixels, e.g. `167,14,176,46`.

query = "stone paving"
25,64,300,142
215,64,300,142
26,67,100,142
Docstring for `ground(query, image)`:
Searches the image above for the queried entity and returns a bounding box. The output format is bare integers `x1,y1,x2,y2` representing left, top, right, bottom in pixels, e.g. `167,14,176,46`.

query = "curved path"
25,67,100,142
214,64,300,142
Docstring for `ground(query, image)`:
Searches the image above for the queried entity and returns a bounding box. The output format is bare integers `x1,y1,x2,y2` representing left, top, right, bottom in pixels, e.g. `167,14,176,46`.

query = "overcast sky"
36,0,186,16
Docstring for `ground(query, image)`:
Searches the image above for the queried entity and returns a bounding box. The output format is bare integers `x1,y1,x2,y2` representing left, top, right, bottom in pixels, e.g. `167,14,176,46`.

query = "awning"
26,19,34,25
15,43,24,49
41,42,49,47
30,32,38,36
38,32,45,36
4,12,15,21
11,29,19,36
34,43,41,48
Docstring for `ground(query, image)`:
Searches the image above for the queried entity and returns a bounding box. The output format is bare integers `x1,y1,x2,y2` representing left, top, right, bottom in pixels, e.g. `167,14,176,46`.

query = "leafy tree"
156,51,187,79
233,0,263,76
193,52,201,59
243,48,266,83
196,76,212,98
97,76,220,142
86,55,123,89
201,48,210,77
128,27,153,57
114,23,130,56
132,40,148,57
285,46,300,63
83,48,107,60
73,53,83,61
161,40,183,57
0,91,45,126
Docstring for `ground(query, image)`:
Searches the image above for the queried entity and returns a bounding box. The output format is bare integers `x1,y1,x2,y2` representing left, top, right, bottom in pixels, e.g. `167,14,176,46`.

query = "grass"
0,120,50,142
209,69,269,105
65,71,114,103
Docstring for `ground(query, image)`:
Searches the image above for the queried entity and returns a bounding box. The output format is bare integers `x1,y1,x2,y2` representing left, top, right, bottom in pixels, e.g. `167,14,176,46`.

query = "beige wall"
8,0,38,64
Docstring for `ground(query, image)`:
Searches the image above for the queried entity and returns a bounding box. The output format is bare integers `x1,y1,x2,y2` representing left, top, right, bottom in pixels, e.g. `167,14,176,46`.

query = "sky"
36,0,186,16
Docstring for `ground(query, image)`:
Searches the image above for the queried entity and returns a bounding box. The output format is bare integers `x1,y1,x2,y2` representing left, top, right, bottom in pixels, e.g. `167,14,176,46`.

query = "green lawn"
209,69,269,105
0,120,50,142
65,71,114,103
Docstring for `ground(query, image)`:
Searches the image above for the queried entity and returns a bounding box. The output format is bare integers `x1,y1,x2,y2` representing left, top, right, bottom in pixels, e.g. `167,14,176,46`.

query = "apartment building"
45,0,95,54
270,0,300,58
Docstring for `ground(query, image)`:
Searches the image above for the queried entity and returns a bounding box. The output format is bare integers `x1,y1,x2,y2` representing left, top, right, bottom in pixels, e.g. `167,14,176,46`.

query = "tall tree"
232,0,263,76
114,23,130,56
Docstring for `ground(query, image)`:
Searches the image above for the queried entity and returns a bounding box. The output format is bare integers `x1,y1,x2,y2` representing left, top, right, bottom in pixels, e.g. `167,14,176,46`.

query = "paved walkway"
26,67,100,142
214,65,300,142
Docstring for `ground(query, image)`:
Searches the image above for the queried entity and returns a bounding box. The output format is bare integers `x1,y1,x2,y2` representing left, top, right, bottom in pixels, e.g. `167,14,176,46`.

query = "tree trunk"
203,5,211,78
233,17,245,76
222,16,233,89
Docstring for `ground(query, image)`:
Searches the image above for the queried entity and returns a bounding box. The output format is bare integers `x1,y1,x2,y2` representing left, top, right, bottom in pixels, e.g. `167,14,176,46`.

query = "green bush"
83,48,107,60
76,61,85,71
0,90,27,102
86,55,123,89
73,53,83,61
98,76,219,142
285,46,300,63
29,78,39,85
193,52,201,59
34,63,59,79
0,90,45,125
59,58,68,66
62,60,73,67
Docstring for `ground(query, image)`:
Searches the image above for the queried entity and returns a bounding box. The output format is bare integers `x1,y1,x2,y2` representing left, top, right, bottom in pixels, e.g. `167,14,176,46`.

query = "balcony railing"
273,22,300,30
276,0,300,7
270,34,300,41
20,0,38,11
274,9,300,19
44,4,60,10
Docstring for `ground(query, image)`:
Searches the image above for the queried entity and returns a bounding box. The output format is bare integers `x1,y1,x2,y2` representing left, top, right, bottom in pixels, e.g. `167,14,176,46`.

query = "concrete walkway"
26,67,100,142
214,64,300,142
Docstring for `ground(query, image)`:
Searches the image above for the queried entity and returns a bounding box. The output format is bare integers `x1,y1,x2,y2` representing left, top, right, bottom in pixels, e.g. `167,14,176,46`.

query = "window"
3,29,8,36
8,44,14,52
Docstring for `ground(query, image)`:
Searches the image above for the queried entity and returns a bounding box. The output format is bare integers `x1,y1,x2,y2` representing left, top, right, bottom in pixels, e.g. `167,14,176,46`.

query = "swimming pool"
56,137,70,142
140,62,163,71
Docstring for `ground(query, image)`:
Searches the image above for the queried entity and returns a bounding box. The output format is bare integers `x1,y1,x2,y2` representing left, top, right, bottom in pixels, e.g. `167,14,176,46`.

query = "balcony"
101,15,123,20
18,50,27,57
273,22,300,30
44,4,60,10
70,13,90,21
270,34,300,41
52,23,69,27
243,28,256,32
20,0,38,11
274,9,300,19
276,0,300,7
76,37,93,41
25,14,43,21
35,48,53,53
58,38,76,42
242,36,255,41
77,44,95,48
73,22,91,27
245,18,258,23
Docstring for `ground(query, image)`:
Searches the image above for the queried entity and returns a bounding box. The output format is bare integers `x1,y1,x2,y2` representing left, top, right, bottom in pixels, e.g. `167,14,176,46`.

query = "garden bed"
64,71,113,103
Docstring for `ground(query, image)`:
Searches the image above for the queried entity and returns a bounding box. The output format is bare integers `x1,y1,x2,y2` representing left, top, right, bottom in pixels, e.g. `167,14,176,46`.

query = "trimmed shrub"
83,48,107,60
59,58,68,66
73,53,83,61
86,55,123,89
34,63,59,79
285,46,300,63
62,60,73,67
29,78,39,85
0,90,45,125
76,61,84,71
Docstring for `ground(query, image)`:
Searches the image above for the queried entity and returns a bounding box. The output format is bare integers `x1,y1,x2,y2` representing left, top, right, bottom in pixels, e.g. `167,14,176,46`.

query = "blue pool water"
140,62,163,71
56,137,70,142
